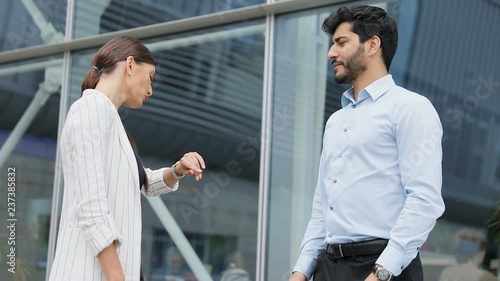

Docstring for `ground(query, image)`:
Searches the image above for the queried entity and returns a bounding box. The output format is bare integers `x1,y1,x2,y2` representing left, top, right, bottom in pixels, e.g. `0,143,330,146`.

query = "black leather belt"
326,239,388,258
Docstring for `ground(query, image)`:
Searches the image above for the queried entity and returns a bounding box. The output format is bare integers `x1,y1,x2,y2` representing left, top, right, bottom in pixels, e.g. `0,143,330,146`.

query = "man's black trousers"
313,249,423,281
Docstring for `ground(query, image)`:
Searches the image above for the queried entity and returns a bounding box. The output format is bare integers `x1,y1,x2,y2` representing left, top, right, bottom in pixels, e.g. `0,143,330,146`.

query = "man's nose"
327,45,338,61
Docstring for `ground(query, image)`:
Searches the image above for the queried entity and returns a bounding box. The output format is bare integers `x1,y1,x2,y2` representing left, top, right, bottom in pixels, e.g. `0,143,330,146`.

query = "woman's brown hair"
81,36,155,93
81,36,155,191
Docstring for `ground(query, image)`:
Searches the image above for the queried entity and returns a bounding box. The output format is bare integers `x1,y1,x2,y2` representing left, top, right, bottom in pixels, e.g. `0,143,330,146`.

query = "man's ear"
367,36,382,56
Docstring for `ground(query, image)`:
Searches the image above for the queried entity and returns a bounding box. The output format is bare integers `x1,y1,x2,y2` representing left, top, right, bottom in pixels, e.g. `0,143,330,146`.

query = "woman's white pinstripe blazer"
49,89,177,281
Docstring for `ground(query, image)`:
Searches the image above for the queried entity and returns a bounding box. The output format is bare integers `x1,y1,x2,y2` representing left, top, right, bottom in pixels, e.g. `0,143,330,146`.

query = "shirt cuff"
293,255,317,280
376,243,411,276
81,212,123,257
143,167,179,196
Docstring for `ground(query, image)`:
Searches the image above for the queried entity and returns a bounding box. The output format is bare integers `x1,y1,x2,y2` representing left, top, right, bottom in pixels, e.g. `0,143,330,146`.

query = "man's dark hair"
322,5,398,71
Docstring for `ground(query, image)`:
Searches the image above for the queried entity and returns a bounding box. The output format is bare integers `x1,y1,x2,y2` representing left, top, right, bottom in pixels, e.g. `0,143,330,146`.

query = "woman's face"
124,61,155,108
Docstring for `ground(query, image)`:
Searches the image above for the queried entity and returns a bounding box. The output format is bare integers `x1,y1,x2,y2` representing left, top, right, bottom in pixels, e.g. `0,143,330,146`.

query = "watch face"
376,268,391,281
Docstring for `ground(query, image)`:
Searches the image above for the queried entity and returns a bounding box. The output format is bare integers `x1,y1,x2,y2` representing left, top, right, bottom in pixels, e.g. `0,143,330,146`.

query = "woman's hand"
176,152,205,181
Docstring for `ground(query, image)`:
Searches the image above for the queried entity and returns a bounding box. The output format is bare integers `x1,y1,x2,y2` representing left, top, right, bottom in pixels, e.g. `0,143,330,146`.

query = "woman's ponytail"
80,66,101,95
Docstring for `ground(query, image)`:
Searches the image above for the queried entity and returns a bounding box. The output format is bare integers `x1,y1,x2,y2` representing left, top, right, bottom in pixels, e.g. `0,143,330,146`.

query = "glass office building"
0,0,498,280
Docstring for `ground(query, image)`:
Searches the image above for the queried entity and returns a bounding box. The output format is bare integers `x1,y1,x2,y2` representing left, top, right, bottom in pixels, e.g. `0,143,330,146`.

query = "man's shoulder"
387,86,435,110
390,86,429,103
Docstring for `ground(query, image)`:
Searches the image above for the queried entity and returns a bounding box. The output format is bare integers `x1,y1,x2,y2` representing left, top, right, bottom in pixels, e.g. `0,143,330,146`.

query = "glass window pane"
0,55,63,280
69,20,265,281
73,0,265,38
0,0,66,52
268,7,335,281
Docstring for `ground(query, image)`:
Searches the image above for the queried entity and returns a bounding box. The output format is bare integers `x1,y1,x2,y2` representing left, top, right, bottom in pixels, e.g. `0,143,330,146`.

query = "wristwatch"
172,161,185,180
372,266,393,281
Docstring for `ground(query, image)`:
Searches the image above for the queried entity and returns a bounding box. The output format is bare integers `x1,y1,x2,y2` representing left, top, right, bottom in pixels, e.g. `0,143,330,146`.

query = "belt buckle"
338,244,344,258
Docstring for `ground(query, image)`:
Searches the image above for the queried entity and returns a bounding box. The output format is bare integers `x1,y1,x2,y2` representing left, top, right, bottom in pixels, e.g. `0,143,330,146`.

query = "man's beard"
334,44,367,84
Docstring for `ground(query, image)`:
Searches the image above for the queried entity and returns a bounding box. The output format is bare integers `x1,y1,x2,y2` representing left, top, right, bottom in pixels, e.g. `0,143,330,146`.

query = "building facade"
0,0,499,280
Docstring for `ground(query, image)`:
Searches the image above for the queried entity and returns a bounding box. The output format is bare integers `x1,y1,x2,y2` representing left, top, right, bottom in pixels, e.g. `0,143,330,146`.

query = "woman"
49,36,205,281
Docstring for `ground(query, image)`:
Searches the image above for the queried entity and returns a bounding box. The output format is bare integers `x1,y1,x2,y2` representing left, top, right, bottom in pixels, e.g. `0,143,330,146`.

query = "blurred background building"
0,0,499,280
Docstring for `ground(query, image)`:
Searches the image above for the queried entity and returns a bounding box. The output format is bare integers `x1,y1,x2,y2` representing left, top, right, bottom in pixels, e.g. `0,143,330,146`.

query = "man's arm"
376,96,445,276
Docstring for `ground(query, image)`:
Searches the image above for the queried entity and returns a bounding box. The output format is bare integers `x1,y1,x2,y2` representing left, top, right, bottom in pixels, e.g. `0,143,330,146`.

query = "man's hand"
289,271,307,281
365,272,379,281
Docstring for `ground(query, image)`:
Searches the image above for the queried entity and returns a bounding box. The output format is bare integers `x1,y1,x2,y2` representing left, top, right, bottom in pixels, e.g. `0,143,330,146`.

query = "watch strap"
172,161,185,179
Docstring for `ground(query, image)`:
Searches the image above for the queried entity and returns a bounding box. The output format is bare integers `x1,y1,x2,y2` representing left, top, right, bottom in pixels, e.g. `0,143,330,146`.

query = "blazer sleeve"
141,167,179,197
69,95,123,256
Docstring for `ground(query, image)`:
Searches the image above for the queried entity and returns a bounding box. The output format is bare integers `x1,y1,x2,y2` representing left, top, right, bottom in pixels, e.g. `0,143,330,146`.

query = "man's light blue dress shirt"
293,75,445,279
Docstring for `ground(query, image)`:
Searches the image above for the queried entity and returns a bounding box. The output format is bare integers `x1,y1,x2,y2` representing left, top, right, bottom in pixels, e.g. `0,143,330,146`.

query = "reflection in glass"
0,56,62,280
0,0,65,52
437,227,496,281
73,0,264,38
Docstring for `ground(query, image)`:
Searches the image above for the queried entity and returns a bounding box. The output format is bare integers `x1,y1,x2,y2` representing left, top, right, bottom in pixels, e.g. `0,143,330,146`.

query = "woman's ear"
126,56,135,74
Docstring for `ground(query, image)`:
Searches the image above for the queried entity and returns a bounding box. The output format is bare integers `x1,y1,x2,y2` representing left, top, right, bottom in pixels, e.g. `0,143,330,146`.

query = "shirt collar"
340,74,396,108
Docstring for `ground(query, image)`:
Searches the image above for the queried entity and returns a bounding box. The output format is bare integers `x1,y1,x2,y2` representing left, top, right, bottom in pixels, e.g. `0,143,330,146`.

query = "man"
290,5,445,281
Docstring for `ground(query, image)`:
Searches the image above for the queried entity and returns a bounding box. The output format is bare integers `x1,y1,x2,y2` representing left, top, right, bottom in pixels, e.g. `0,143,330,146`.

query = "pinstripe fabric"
49,89,178,281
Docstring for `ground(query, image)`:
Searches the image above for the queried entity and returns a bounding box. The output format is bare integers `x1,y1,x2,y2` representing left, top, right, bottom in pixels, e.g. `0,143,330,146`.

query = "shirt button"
338,153,342,158
329,206,333,210
328,233,332,238
343,128,347,132
352,104,356,108
333,179,337,183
